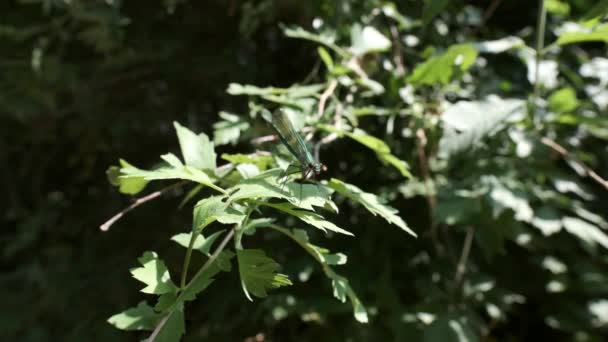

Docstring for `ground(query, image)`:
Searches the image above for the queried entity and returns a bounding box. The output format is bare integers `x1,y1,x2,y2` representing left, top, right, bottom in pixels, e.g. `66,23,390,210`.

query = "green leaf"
282,25,347,56
350,24,391,56
174,121,217,171
285,182,337,212
130,251,178,295
237,249,292,300
408,43,478,85
556,23,608,45
269,226,367,323
227,83,324,98
318,47,334,71
181,250,235,302
546,0,570,15
531,206,563,236
439,97,525,157
319,126,411,178
562,217,608,250
549,87,580,113
107,301,161,331
193,196,245,231
213,111,250,146
154,305,186,342
107,163,149,195
327,179,416,237
422,0,449,24
228,169,291,201
330,274,369,323
473,36,524,54
171,230,225,256
221,153,274,170
265,202,353,236
119,159,222,192
487,177,533,223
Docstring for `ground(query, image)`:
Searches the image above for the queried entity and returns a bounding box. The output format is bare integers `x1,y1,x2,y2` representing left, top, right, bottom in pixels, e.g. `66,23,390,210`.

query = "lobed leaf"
174,121,217,171
130,251,178,295
107,301,161,331
237,249,292,300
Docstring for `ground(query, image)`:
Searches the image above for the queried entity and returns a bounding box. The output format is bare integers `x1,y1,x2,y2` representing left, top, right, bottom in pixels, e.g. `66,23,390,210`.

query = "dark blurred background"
2,0,607,341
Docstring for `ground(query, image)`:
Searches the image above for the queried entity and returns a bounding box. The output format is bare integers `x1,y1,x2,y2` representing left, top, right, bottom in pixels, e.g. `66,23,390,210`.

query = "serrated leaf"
330,274,369,323
327,179,416,236
174,121,217,170
408,43,478,85
266,202,353,236
285,182,337,212
181,250,235,302
228,169,291,201
119,159,219,191
160,153,184,168
350,24,391,56
130,251,178,295
439,96,525,157
153,305,185,342
107,301,161,331
192,196,245,230
171,230,225,256
237,249,292,300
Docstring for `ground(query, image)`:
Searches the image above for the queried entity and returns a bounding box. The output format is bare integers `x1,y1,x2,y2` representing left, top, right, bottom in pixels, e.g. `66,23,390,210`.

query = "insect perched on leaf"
262,109,326,195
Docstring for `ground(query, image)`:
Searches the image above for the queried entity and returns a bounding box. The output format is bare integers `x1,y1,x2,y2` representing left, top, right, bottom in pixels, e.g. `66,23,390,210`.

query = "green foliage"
237,249,292,300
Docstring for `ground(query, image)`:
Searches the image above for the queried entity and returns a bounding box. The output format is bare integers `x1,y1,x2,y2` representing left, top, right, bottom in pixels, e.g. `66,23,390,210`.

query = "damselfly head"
311,162,327,176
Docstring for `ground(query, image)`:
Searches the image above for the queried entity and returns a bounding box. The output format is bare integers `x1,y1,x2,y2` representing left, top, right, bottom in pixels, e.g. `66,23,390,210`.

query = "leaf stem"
454,226,475,288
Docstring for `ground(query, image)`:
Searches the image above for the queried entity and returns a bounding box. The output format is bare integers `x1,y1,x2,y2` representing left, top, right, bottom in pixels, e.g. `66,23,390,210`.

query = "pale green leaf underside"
130,251,178,295
237,249,292,300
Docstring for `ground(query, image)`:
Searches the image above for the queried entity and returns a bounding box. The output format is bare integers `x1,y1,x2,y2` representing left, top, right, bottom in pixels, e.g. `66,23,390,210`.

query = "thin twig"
317,80,338,120
389,24,405,76
415,128,440,254
147,227,236,342
483,0,503,22
454,226,475,287
100,181,187,231
541,137,608,191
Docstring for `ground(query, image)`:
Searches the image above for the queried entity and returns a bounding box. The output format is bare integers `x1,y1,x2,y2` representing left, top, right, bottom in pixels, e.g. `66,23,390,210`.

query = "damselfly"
263,109,326,194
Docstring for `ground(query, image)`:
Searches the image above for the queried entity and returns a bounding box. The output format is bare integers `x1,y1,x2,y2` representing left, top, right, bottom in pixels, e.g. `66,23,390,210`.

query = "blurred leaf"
473,36,525,53
227,83,324,98
546,0,570,15
581,0,608,21
318,47,334,70
107,301,160,331
424,313,479,342
130,251,178,295
487,177,533,223
328,179,416,236
237,249,292,300
174,121,217,171
549,87,580,113
562,217,608,250
557,23,608,45
531,206,563,236
282,25,346,56
439,97,525,157
350,24,391,56
408,43,478,85
107,163,149,195
213,112,250,146
171,230,225,256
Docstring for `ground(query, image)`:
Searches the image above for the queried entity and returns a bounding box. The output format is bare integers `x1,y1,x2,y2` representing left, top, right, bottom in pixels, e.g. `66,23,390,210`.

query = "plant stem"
454,226,475,287
180,229,199,289
147,226,236,342
532,0,547,116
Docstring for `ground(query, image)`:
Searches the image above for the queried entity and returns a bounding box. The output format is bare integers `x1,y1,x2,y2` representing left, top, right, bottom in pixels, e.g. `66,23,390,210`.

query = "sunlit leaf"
327,179,416,236
174,121,217,171
130,251,178,295
562,217,608,250
557,23,608,45
107,301,161,331
350,24,391,56
549,87,580,113
265,202,353,236
171,230,225,256
213,111,250,146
